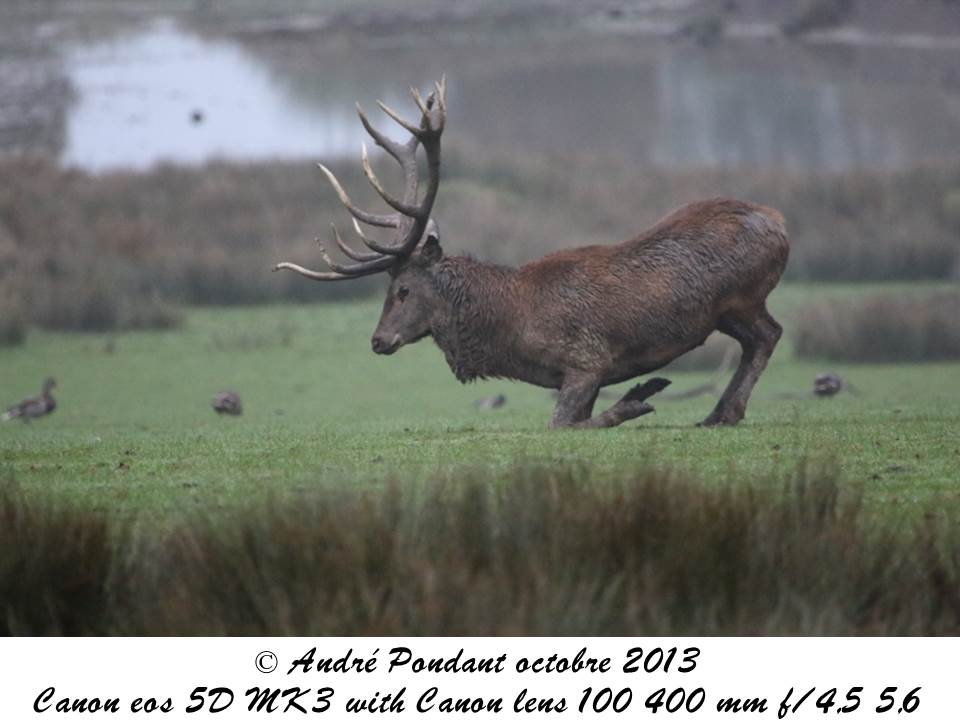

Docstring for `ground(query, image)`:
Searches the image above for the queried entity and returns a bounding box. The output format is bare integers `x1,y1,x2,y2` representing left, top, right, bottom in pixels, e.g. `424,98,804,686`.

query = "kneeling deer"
275,78,789,428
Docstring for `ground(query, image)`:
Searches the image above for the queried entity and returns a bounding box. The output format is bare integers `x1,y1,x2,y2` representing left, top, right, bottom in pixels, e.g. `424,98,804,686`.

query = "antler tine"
351,217,368,240
272,223,397,282
355,223,423,256
376,75,447,255
433,75,447,126
410,86,428,116
333,220,382,262
376,99,423,137
319,224,396,275
277,76,447,279
361,142,422,217
347,216,413,257
356,102,414,166
317,163,399,229
316,235,343,271
272,257,394,282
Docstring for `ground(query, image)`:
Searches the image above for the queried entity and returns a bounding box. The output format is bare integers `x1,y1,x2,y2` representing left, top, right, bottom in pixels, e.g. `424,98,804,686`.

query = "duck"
211,390,242,416
2,377,57,422
813,372,842,397
474,394,507,410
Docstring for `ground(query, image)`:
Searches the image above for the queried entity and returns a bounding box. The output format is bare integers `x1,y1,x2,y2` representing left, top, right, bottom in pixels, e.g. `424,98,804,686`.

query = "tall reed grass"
794,292,960,362
1,152,957,328
2,463,958,636
0,283,27,346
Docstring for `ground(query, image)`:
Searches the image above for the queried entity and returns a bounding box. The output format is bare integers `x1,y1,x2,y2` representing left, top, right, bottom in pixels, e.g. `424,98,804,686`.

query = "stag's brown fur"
274,78,789,429
373,197,788,428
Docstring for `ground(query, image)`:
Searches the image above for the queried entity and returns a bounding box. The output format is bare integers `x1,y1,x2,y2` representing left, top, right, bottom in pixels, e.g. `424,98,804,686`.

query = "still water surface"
61,19,408,170
60,19,960,173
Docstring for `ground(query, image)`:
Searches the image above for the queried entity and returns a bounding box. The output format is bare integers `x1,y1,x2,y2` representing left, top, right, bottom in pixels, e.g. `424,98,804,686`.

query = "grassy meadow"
3,281,960,634
2,152,959,634
2,282,958,520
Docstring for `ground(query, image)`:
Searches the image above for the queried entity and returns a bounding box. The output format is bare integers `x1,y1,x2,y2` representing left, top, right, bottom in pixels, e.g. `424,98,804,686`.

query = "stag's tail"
1,409,17,422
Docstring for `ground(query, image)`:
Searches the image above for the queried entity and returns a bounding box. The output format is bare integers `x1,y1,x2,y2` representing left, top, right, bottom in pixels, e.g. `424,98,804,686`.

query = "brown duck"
211,390,242,416
2,377,57,422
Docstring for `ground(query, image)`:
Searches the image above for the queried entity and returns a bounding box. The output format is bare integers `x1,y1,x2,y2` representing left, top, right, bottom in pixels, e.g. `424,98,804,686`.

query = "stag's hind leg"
551,374,671,429
700,306,782,427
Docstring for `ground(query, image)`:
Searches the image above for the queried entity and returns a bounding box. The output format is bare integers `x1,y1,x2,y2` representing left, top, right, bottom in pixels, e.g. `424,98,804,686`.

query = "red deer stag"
274,78,789,428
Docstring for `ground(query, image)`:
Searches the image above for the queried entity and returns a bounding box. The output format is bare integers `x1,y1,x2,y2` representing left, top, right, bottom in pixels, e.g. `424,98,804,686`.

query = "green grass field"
1,282,957,522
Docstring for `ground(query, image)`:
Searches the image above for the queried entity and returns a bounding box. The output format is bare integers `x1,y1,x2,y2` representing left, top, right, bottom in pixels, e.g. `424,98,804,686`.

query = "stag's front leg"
551,375,671,429
550,373,600,428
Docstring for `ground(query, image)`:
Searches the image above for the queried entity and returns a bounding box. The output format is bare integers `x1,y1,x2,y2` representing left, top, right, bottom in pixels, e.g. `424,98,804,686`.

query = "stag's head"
274,77,448,356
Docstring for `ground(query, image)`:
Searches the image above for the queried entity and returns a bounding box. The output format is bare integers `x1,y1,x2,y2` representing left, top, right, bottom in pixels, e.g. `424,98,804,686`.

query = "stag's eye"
397,286,410,301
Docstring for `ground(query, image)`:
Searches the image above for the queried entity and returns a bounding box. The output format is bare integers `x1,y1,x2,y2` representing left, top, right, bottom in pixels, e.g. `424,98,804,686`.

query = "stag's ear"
419,235,443,265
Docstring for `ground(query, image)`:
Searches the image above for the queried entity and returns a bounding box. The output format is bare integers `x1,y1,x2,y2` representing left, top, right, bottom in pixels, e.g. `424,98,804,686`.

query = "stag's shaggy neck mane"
429,256,522,383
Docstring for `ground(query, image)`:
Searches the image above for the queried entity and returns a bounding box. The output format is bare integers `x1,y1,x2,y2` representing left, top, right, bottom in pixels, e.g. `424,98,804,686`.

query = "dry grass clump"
117,293,184,331
774,171,959,282
0,153,957,329
28,276,184,332
0,314,26,346
0,157,377,332
0,284,27,346
133,465,955,636
2,464,959,636
794,292,960,362
0,482,117,635
30,274,121,332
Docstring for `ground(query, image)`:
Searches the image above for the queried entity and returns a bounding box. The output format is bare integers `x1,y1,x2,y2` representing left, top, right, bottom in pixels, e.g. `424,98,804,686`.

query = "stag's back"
516,198,788,362
621,197,788,303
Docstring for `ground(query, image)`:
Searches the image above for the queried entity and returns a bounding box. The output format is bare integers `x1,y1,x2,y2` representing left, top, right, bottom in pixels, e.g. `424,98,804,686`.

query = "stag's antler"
273,76,447,281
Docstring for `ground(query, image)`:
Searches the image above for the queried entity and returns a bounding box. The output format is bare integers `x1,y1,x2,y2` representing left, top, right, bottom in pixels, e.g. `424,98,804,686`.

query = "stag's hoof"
698,408,743,427
616,400,656,423
622,377,671,404
609,379,671,424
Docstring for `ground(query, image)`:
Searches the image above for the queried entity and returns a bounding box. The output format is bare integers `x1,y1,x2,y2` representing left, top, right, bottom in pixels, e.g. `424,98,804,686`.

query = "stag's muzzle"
371,333,401,355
